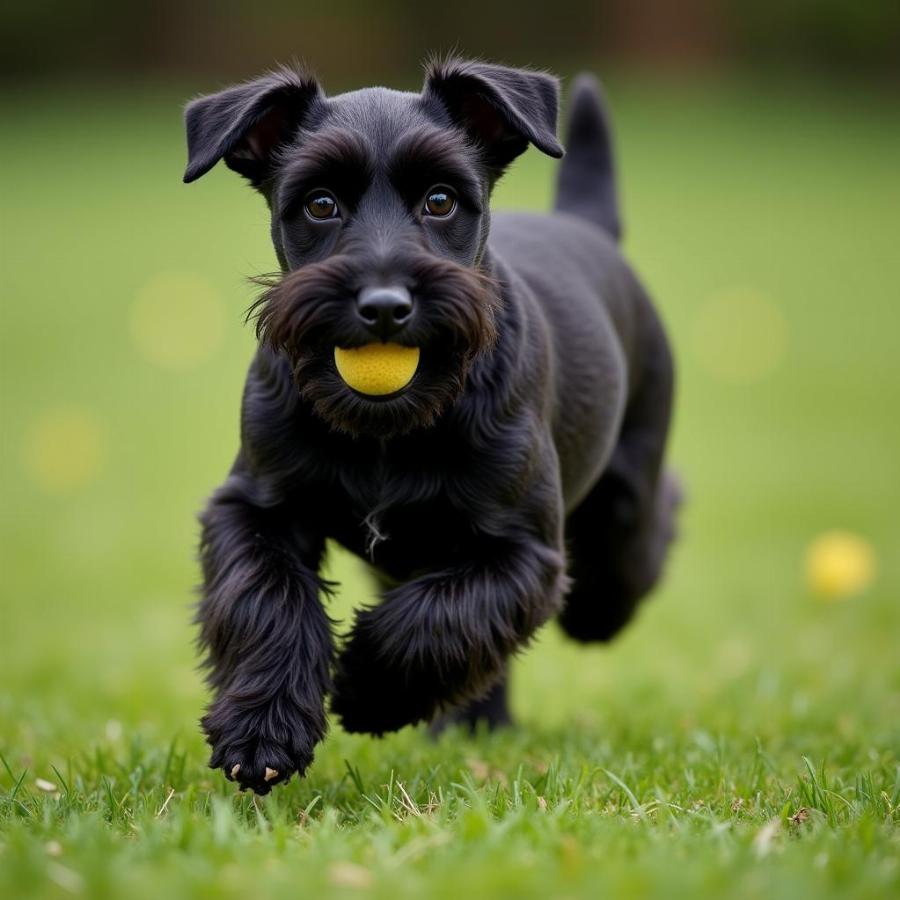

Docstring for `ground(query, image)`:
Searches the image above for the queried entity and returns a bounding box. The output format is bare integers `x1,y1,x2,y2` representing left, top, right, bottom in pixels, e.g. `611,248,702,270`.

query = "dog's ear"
183,67,322,185
423,58,563,173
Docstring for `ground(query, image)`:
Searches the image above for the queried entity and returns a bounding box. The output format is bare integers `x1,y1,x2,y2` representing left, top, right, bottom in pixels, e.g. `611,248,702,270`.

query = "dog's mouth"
251,252,501,436
333,343,421,398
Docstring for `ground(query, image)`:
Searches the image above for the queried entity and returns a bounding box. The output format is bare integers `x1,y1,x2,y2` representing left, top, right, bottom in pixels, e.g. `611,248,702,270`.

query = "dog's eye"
423,187,456,218
304,191,340,221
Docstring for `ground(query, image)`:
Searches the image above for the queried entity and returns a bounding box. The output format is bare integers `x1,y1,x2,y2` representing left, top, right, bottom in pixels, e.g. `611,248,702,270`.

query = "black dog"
183,58,678,794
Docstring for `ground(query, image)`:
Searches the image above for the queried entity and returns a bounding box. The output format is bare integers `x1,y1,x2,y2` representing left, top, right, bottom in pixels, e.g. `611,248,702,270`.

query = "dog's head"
183,58,562,437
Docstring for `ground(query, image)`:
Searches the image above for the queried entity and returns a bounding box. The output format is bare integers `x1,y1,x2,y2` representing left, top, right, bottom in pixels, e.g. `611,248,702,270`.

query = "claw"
230,764,241,779
264,767,279,782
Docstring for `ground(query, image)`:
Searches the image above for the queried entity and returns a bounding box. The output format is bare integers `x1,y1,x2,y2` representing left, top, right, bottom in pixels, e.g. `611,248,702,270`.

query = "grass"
1,74,899,899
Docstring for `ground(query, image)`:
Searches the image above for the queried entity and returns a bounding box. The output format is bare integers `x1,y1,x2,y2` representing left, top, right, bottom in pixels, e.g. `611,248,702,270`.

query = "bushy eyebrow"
388,127,483,212
277,127,373,217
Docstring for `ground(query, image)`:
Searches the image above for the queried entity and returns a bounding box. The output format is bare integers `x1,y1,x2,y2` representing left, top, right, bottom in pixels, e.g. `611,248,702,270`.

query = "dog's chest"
329,491,471,579
321,445,477,579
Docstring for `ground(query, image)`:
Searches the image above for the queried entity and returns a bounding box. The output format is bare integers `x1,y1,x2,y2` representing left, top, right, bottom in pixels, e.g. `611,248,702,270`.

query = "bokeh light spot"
805,530,877,602
691,287,788,383
22,408,105,495
130,272,225,370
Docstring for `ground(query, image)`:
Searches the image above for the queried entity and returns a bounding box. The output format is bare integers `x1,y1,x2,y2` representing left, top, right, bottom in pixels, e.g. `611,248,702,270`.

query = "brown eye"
423,187,456,217
304,191,339,220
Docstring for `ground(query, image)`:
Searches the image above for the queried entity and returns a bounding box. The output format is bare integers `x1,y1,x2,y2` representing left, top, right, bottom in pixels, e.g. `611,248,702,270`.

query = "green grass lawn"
1,75,899,899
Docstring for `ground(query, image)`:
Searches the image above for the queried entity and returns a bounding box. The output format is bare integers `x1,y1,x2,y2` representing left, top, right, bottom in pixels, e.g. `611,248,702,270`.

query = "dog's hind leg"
558,305,680,643
429,670,512,736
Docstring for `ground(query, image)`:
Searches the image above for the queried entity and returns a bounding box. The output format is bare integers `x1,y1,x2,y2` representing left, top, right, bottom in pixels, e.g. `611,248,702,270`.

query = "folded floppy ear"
423,58,563,174
183,67,322,185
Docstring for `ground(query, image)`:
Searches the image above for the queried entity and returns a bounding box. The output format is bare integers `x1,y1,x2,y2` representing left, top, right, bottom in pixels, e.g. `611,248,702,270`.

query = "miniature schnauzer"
183,57,679,794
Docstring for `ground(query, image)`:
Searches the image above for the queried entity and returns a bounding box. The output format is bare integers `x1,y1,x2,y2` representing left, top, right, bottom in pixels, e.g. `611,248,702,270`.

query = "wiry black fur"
195,472,334,793
184,57,678,794
251,249,499,437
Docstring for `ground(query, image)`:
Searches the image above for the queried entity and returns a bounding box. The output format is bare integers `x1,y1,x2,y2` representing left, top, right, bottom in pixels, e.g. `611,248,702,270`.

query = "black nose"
357,286,413,338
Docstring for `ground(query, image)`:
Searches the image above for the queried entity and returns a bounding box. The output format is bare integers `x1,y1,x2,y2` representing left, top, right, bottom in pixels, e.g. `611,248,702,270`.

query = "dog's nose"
357,286,413,338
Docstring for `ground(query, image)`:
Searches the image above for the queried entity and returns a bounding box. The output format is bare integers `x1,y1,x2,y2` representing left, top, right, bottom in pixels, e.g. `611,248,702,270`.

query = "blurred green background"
1,2,899,898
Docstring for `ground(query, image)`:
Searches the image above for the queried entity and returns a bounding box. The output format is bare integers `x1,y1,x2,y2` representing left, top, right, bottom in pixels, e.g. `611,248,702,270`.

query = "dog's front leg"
332,535,568,735
197,471,332,794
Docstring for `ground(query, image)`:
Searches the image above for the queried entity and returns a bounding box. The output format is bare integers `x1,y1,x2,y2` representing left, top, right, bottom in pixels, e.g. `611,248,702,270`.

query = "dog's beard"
251,254,500,438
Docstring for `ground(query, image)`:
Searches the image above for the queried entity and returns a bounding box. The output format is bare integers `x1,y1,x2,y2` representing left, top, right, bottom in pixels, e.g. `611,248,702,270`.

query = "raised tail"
554,74,621,241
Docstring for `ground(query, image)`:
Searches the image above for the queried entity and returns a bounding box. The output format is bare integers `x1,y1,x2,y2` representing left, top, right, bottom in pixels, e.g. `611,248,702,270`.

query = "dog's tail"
554,74,621,242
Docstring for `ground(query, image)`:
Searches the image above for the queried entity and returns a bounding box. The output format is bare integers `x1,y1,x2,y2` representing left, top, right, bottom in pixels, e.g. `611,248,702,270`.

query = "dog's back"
487,75,662,510
488,214,630,508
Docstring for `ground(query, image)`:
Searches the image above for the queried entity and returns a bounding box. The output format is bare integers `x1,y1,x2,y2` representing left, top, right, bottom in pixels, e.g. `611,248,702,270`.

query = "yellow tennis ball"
805,531,876,601
334,343,420,396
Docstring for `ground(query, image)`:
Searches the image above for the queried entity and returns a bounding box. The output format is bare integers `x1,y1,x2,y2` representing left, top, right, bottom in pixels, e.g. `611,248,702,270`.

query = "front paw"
331,627,438,735
203,696,320,794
